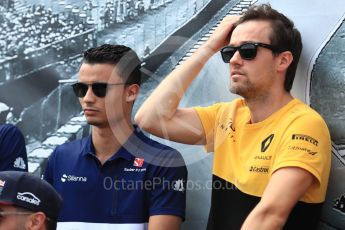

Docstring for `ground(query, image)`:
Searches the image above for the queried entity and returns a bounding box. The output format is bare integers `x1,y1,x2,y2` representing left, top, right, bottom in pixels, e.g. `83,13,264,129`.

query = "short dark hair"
83,44,142,86
235,4,302,92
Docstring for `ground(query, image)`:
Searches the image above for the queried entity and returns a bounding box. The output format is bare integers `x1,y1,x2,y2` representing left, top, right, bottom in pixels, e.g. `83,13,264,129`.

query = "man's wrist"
192,44,217,65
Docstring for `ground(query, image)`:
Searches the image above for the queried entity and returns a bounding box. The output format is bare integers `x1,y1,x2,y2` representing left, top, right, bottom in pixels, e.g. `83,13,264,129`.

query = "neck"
92,119,134,164
245,91,293,123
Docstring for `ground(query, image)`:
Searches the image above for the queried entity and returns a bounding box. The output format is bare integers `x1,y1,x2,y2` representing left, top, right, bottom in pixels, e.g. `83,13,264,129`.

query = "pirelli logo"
292,134,318,146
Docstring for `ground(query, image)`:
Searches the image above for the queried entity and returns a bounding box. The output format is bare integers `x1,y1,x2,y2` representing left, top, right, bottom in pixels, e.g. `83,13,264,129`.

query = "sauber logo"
133,158,144,167
261,134,274,152
17,192,41,206
292,134,318,146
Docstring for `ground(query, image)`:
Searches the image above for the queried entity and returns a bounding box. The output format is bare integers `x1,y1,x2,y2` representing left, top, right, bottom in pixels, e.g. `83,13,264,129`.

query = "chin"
230,82,251,94
86,119,102,127
229,85,241,94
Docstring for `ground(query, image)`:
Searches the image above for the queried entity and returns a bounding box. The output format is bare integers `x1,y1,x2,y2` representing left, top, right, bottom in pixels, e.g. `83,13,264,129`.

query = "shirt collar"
82,126,146,162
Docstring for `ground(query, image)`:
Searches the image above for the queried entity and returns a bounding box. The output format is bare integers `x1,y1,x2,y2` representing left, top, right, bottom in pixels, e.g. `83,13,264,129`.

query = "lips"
83,108,99,115
231,70,244,76
231,70,245,81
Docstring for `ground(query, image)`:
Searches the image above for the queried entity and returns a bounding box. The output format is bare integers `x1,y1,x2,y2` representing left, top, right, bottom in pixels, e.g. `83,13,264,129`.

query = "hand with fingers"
204,15,241,53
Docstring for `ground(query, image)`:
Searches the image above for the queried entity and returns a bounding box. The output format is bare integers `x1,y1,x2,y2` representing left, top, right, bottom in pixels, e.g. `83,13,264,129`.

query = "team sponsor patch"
13,157,26,170
218,119,236,141
219,119,235,132
173,179,185,192
124,168,147,172
288,146,317,155
17,192,41,206
61,174,87,183
261,134,274,152
254,155,272,161
292,134,318,146
133,158,144,167
249,165,269,173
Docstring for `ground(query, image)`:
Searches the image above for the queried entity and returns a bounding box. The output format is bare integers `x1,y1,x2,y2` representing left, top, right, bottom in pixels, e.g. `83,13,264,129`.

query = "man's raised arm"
135,16,239,145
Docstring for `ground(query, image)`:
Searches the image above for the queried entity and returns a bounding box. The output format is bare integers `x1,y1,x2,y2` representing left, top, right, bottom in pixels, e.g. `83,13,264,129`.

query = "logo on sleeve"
292,134,318,146
13,157,26,170
218,118,236,141
261,134,274,152
133,158,145,167
288,146,318,156
173,179,185,192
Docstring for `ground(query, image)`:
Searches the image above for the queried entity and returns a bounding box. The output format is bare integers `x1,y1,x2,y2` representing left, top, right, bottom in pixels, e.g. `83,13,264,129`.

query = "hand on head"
204,15,241,52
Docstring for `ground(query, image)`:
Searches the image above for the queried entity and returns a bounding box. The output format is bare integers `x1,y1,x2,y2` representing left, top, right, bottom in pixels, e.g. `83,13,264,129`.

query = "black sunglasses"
72,82,128,98
0,211,33,218
220,42,282,62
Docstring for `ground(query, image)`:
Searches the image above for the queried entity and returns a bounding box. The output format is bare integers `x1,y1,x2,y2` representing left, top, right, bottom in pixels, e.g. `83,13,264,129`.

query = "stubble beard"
229,77,256,99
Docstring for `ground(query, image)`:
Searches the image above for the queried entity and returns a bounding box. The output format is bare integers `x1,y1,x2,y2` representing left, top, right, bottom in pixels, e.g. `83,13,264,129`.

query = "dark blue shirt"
0,124,28,172
44,127,187,229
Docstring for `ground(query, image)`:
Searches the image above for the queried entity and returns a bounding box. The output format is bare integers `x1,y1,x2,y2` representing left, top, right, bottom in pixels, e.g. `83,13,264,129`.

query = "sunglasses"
0,211,52,221
72,82,128,98
0,211,32,218
220,42,282,62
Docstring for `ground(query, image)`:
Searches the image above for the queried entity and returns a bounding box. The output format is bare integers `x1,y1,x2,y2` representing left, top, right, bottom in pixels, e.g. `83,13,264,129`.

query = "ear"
25,212,46,230
125,84,140,103
276,51,293,72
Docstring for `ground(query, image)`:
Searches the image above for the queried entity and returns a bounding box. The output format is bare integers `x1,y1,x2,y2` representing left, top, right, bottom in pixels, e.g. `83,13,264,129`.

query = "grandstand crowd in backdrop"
0,0,166,60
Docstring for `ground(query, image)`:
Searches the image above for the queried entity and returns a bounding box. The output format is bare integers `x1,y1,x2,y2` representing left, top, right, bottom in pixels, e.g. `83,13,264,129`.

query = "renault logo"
261,134,274,152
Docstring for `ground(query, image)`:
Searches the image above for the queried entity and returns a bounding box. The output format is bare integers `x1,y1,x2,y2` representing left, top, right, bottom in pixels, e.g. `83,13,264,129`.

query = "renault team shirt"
0,124,28,171
44,127,187,230
194,98,331,230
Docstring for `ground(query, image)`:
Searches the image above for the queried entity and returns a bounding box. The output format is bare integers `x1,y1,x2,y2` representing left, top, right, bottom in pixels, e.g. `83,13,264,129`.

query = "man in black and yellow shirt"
135,4,331,230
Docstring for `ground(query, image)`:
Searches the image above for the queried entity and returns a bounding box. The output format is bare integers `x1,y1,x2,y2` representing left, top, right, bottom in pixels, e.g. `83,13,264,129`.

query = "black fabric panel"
206,175,323,230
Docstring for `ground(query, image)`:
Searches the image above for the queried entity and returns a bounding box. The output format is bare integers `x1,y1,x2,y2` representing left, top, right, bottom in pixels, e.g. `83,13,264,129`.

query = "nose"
82,85,96,103
229,50,243,65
